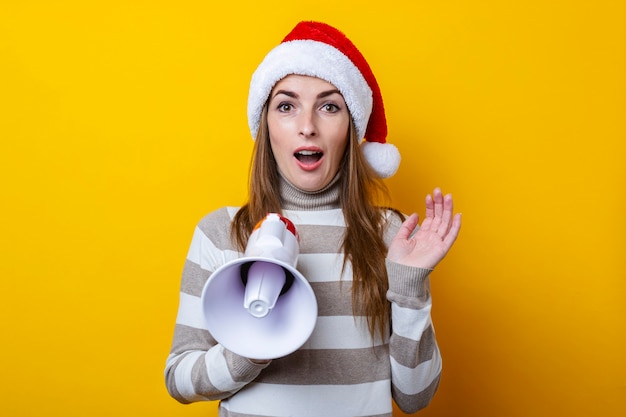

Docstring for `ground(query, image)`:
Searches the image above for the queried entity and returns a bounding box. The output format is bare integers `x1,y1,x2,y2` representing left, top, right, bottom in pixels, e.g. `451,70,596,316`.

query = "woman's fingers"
432,187,444,220
437,192,455,236
421,191,435,231
395,213,419,241
423,187,445,232
422,187,458,239
443,213,462,248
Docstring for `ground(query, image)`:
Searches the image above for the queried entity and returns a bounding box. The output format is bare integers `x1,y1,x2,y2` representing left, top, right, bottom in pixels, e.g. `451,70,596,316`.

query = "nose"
298,109,317,138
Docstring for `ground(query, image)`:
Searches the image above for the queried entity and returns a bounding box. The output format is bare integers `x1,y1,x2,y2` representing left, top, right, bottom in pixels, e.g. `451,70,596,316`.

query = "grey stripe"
255,344,390,385
191,353,225,399
164,366,188,404
197,207,237,251
297,224,344,253
180,259,211,296
392,372,440,414
390,325,437,368
165,349,205,402
312,281,354,316
169,324,215,354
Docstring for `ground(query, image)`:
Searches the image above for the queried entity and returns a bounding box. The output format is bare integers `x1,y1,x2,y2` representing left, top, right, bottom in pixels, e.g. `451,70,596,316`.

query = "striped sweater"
165,177,442,416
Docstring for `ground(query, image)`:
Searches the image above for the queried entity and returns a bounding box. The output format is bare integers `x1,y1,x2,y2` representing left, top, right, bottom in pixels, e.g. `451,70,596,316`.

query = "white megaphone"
200,213,318,360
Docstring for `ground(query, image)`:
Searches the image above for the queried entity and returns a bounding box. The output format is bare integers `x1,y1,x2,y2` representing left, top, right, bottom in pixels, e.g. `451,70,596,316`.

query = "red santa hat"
247,21,401,178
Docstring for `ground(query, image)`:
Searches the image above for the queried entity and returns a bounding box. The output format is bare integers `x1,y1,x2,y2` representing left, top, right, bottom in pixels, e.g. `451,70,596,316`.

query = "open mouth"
294,150,323,165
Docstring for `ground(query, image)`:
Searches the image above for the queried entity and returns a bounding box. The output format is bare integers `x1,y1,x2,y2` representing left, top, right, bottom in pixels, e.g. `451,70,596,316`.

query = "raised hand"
387,187,462,269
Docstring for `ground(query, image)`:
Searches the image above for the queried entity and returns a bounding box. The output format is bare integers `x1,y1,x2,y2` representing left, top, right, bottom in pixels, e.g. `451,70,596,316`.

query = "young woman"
165,21,461,417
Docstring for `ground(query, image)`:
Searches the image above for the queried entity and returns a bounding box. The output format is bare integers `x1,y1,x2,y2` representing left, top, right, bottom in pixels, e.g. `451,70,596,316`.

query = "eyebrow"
271,89,342,100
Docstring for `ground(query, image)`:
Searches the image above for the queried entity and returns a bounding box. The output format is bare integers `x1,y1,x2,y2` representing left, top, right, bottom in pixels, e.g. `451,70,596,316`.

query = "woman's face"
267,75,350,192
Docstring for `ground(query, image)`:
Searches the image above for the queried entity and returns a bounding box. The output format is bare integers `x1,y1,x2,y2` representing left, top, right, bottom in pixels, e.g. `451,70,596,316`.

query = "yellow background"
1,1,624,416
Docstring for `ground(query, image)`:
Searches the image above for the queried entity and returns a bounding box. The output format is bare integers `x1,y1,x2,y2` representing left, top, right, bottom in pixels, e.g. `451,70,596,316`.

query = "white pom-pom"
360,141,401,178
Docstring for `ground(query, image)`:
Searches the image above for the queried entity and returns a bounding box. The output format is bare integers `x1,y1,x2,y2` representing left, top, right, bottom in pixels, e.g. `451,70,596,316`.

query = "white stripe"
164,353,179,371
164,353,182,378
185,226,206,265
205,346,247,392
175,292,206,329
186,226,240,272
390,348,442,395
226,206,239,218
391,303,432,341
303,316,384,350
283,209,345,226
297,253,350,282
222,380,392,417
173,350,208,402
186,226,224,269
222,249,242,263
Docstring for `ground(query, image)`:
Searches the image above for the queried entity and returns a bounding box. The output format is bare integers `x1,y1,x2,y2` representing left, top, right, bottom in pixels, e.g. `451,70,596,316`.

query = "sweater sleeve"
164,210,270,403
386,259,442,413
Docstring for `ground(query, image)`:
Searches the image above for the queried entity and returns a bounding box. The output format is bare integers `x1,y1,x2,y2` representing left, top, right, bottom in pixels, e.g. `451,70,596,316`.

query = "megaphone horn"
201,213,318,360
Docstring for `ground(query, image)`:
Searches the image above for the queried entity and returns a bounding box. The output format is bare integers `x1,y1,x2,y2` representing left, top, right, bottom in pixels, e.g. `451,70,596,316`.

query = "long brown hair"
232,104,393,341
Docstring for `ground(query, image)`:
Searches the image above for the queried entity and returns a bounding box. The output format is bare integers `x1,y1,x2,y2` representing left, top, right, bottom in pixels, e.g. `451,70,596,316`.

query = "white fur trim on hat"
247,39,373,141
360,141,401,178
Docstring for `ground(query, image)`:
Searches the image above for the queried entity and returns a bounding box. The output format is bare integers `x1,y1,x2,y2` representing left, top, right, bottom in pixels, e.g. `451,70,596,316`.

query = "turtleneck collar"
278,171,342,211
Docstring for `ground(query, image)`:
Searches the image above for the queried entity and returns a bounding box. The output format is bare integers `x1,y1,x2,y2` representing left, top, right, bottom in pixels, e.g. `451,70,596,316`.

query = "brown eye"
278,103,293,112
